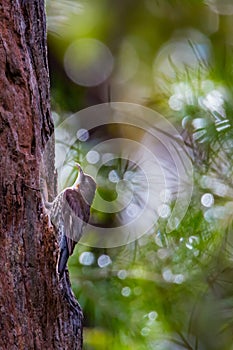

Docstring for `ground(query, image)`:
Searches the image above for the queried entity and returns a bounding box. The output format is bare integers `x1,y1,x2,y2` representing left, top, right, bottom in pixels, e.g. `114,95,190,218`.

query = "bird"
45,163,96,279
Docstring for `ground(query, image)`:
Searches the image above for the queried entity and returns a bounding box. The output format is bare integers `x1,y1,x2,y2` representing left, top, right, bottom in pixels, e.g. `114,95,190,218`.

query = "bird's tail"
56,235,69,280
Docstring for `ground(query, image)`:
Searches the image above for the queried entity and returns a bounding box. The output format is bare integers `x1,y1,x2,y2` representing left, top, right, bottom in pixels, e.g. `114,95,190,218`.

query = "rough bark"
0,1,83,349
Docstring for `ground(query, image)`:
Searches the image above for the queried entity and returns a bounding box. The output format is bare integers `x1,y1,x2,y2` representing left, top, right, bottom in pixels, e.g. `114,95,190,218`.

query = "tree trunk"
0,1,83,349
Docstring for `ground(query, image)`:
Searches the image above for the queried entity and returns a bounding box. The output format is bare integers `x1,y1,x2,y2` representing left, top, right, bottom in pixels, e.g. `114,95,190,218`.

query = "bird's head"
73,163,97,204
74,163,84,187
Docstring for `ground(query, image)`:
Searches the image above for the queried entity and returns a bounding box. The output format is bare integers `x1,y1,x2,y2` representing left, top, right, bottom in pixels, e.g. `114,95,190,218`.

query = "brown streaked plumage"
46,163,96,279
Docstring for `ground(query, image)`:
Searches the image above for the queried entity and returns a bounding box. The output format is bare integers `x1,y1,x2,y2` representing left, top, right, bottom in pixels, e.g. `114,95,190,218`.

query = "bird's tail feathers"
57,235,69,280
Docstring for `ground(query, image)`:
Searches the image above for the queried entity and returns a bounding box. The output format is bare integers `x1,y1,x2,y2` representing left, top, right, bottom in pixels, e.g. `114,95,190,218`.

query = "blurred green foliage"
47,0,233,349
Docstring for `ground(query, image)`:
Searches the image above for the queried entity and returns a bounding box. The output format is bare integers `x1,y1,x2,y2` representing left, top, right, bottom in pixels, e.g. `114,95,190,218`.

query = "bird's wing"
62,188,91,256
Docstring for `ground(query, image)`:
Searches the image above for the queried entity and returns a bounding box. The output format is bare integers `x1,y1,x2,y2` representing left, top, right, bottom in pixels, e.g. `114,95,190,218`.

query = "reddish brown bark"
0,1,82,349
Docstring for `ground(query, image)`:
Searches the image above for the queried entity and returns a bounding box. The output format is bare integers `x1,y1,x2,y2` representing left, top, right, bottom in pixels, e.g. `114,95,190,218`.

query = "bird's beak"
75,162,83,174
74,163,84,187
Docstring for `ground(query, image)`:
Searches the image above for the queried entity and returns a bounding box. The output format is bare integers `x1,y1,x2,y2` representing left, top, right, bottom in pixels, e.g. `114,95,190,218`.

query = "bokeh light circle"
42,102,193,248
64,38,114,87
